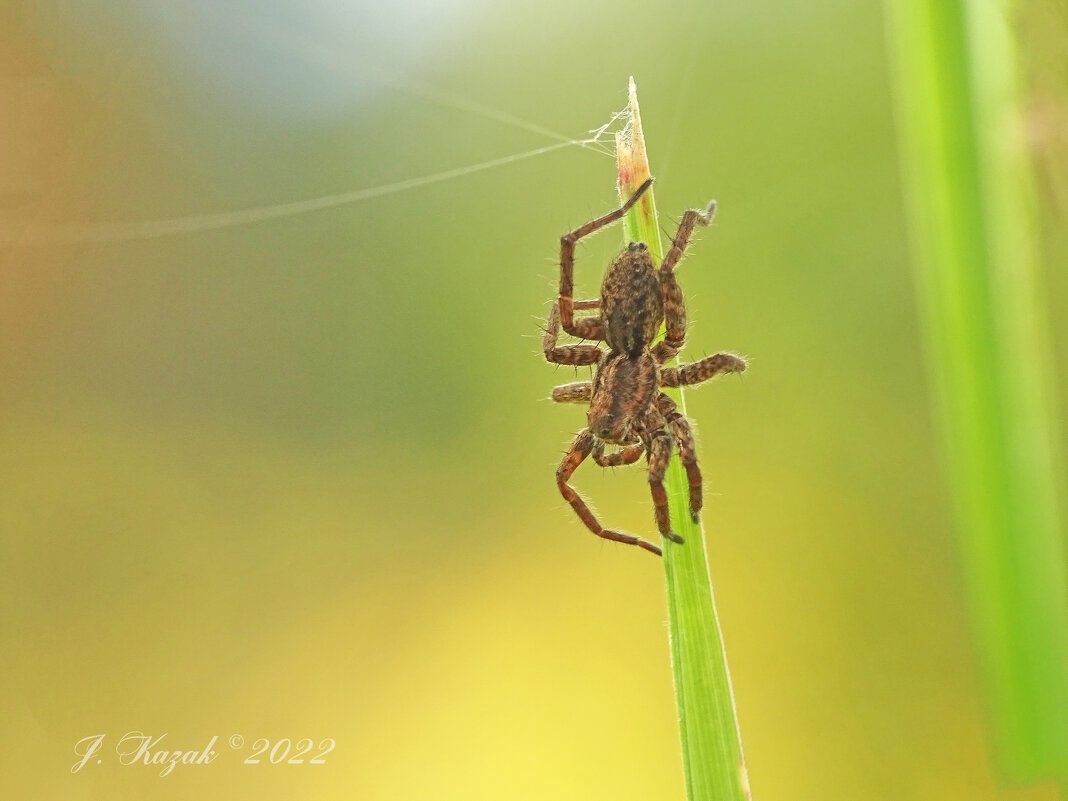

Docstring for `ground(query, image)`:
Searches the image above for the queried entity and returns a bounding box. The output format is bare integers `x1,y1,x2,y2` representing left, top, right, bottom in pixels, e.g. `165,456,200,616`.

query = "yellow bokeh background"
2,1,1066,799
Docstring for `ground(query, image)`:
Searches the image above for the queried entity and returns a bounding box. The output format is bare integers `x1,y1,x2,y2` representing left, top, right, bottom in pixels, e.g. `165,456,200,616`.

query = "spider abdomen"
600,245,663,356
588,352,659,444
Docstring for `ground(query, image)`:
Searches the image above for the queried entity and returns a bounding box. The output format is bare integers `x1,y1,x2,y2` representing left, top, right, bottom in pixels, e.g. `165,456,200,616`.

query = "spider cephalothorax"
543,178,746,556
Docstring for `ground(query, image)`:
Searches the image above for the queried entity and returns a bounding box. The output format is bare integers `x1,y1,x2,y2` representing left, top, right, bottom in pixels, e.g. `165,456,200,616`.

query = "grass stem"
884,0,1068,783
616,77,751,801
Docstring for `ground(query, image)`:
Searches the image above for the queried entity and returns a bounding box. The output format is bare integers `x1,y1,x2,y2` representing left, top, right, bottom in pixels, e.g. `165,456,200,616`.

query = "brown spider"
543,178,746,556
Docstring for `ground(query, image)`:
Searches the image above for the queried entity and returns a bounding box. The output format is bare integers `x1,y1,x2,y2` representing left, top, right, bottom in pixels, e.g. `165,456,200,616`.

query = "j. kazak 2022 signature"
72,731,336,777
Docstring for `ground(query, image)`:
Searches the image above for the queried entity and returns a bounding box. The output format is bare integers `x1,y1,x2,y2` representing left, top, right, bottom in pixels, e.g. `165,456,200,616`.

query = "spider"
543,178,746,557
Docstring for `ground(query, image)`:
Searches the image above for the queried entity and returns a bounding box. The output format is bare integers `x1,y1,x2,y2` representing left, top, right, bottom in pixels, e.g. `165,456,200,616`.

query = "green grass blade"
616,77,751,801
884,0,1068,783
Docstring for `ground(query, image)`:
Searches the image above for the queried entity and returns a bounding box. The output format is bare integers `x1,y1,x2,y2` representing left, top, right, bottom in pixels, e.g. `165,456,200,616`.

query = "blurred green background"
1,1,1065,799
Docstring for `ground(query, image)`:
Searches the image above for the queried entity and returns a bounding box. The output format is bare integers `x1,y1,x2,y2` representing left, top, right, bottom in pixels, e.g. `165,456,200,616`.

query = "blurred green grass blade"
885,0,1068,782
616,77,751,801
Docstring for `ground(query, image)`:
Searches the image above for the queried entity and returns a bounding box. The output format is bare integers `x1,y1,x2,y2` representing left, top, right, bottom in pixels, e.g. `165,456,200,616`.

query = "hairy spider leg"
661,200,716,273
652,268,687,363
542,302,603,366
659,352,747,387
592,440,645,467
547,298,602,353
640,409,685,545
656,394,703,521
558,178,653,341
551,381,592,403
653,201,717,363
556,430,663,557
